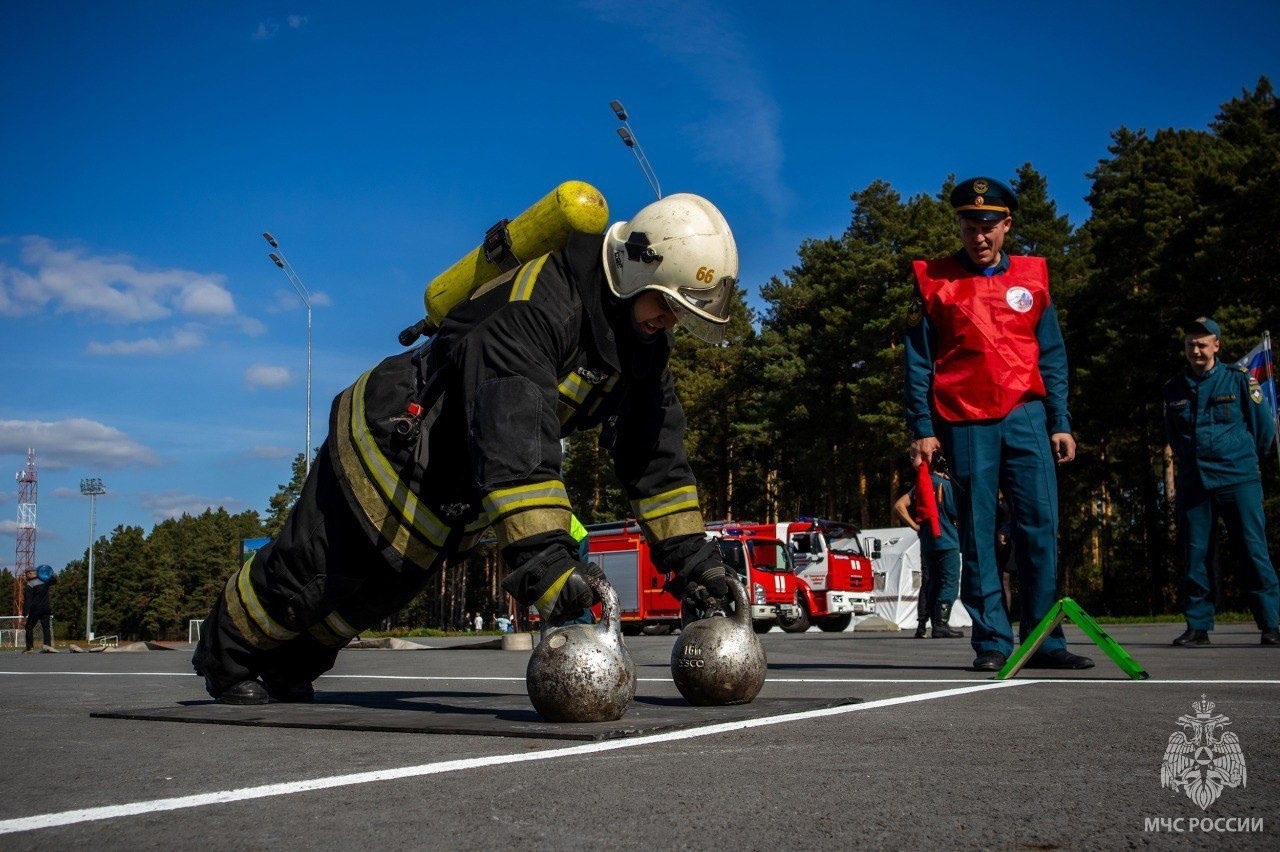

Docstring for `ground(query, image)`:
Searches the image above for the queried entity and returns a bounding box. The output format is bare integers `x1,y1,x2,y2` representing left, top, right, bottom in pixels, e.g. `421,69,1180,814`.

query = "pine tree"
264,453,308,538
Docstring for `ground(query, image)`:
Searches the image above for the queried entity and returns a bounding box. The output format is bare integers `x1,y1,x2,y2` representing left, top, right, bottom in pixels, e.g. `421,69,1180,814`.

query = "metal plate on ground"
92,692,859,741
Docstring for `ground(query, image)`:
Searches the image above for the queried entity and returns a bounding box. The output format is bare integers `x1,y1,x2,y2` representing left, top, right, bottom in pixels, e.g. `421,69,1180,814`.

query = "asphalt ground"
1,623,1276,849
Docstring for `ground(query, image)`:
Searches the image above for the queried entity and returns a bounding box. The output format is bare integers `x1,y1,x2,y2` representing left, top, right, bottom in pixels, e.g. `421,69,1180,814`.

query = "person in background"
22,565,57,654
893,449,964,639
1164,317,1278,647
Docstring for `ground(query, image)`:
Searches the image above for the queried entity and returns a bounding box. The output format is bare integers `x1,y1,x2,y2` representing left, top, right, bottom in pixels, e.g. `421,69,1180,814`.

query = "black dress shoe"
1261,629,1280,646
971,651,1007,672
1172,628,1210,647
262,675,316,702
214,679,270,705
1024,648,1095,669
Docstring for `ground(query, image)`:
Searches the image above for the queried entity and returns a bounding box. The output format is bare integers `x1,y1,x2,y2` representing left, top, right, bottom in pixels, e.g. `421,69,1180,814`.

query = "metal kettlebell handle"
539,573,619,639
591,574,622,641
681,573,748,625
729,574,750,626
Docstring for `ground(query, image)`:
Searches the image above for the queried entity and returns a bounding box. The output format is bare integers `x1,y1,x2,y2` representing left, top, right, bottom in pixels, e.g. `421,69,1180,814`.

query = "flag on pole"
1237,331,1277,422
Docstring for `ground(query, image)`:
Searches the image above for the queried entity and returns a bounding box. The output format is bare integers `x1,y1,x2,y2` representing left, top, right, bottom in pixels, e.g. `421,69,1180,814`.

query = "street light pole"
79,477,105,641
609,100,662,200
263,233,314,475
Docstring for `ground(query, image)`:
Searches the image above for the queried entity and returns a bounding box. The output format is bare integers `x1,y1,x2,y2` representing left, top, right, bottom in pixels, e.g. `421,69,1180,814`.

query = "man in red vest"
904,177,1092,672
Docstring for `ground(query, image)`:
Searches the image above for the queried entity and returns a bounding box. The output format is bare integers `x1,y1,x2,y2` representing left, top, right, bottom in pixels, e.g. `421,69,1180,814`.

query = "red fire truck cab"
582,520,806,636
732,518,878,632
707,526,809,634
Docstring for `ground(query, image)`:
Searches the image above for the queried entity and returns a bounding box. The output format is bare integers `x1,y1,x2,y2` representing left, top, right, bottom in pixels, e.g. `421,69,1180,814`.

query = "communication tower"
14,448,37,616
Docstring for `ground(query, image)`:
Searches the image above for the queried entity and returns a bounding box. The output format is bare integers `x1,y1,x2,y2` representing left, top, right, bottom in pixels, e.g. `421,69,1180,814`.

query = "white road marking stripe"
0,680,1030,835
4,672,1280,685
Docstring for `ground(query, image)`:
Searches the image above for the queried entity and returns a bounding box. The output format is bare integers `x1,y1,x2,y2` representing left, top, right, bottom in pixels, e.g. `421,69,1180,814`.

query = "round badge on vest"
1005,286,1034,313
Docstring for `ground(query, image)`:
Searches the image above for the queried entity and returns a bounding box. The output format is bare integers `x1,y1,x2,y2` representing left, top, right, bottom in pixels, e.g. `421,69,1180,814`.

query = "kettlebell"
670,575,767,706
525,576,637,723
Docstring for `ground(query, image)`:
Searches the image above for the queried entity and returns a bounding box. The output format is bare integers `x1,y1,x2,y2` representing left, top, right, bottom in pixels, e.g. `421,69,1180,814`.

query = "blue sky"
1,1,1276,575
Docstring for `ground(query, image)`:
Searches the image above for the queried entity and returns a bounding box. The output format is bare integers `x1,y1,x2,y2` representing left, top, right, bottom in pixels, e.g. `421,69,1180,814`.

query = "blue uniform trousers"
938,400,1065,656
1178,478,1279,631
919,548,961,619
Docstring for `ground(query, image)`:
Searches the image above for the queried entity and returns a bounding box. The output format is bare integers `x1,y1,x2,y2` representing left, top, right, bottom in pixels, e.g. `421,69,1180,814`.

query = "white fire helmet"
601,193,738,344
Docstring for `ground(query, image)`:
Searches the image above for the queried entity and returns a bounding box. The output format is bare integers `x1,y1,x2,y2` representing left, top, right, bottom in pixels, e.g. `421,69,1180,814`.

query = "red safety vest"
912,255,1050,422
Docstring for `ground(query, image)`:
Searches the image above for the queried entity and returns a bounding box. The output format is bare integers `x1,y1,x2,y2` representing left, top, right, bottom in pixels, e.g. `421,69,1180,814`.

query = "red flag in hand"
914,455,941,538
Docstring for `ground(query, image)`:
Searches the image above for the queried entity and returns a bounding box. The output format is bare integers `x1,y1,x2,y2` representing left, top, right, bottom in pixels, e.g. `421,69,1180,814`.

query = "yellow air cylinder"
423,181,609,327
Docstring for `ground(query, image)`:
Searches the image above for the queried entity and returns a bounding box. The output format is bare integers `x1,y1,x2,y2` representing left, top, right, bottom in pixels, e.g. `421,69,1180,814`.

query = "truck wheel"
621,622,642,637
641,624,673,636
778,598,810,633
752,620,774,634
817,614,853,633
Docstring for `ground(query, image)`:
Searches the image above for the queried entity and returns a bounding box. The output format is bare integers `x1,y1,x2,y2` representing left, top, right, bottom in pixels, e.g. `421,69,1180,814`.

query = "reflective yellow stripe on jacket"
633,485,705,541
484,480,572,549
509,254,550,303
332,370,446,568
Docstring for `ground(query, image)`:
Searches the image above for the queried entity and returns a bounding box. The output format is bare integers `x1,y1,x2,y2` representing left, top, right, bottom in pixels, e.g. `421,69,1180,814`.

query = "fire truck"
706,525,809,634
583,520,682,635
581,520,804,635
731,518,879,632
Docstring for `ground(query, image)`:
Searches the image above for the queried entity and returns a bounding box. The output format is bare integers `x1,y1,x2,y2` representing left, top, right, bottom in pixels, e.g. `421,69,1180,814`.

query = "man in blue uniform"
904,176,1093,672
893,449,964,639
1164,317,1278,646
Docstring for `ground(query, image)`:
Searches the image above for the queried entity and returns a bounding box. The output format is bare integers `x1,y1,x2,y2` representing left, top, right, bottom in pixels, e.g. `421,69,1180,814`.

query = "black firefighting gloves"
655,533,732,611
502,534,604,625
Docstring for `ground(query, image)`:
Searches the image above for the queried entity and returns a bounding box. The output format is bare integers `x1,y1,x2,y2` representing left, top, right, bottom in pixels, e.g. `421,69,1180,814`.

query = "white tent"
859,527,970,629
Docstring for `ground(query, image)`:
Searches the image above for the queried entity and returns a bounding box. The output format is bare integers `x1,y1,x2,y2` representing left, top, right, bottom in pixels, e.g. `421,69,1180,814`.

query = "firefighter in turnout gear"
193,193,739,705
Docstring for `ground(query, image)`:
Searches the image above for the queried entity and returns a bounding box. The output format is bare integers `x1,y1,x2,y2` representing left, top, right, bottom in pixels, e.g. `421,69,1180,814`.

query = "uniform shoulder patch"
906,298,923,327
1249,377,1264,404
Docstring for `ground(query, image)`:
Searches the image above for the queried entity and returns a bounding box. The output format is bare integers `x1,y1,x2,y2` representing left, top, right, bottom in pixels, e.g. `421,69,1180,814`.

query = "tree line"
568,78,1280,618
8,79,1276,640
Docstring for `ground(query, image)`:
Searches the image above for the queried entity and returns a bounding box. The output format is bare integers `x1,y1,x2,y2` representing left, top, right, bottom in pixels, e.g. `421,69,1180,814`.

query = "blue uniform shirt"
904,250,1072,438
912,471,960,553
1164,361,1277,490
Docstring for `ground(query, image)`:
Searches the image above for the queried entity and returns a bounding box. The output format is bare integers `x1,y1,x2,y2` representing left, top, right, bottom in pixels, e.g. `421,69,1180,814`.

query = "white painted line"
0,680,1030,835
5,672,1280,685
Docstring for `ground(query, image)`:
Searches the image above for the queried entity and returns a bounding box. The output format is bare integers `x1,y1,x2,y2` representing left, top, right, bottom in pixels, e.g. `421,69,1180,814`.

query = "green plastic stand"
996,597,1150,680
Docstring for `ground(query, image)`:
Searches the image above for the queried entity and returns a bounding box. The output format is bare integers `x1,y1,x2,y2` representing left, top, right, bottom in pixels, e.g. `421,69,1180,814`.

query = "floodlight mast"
609,100,661,200
79,477,105,641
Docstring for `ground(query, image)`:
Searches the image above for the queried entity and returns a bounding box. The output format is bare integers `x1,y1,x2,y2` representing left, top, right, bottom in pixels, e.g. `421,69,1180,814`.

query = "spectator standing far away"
893,449,964,639
22,566,58,654
1164,316,1278,647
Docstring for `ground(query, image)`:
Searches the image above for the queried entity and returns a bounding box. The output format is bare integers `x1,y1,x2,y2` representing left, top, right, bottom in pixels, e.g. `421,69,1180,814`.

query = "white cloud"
86,327,206,356
250,445,295,460
245,364,292,390
176,280,236,316
0,521,59,544
267,287,332,314
252,22,278,40
583,0,789,215
0,419,162,470
139,490,245,522
287,15,309,28
0,237,238,322
239,316,268,336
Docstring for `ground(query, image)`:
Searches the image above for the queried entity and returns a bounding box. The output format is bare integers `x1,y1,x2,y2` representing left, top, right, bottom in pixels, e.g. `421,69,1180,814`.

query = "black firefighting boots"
931,603,965,639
